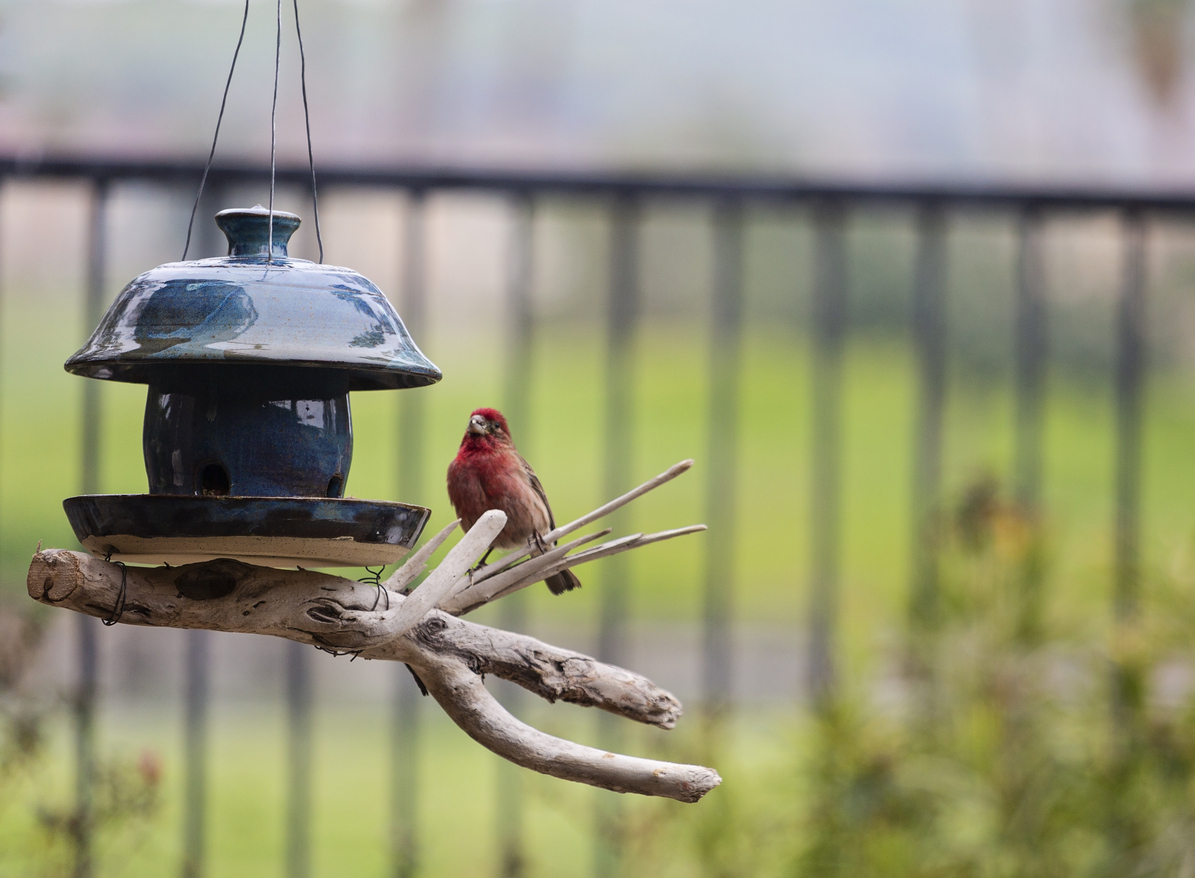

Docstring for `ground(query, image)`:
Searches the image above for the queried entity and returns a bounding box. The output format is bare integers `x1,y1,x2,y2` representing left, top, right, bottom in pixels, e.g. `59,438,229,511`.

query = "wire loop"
100,547,128,626
359,565,389,611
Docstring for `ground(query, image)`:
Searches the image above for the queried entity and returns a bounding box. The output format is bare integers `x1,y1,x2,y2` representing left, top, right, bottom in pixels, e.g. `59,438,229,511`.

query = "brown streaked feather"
520,454,556,531
519,455,580,594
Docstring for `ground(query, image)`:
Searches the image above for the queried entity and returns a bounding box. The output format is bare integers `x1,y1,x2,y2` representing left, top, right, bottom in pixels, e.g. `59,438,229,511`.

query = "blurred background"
6,0,1195,876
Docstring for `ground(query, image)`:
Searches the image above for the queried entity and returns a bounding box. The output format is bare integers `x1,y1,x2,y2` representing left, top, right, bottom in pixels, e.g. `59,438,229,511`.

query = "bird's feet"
467,548,496,577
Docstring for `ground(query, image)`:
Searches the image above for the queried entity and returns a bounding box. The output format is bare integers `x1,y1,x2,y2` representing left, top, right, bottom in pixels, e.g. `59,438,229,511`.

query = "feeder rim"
63,357,443,391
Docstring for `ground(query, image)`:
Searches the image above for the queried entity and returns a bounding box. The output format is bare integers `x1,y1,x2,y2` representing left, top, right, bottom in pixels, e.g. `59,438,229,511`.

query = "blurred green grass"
3,703,798,878
5,286,1195,874
4,295,1192,639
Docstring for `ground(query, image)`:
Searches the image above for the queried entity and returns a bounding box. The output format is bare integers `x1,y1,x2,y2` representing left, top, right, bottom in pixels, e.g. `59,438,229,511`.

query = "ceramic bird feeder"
62,206,440,568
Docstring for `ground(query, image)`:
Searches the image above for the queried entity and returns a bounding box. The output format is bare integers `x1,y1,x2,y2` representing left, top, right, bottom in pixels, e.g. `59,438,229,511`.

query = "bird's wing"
518,453,556,532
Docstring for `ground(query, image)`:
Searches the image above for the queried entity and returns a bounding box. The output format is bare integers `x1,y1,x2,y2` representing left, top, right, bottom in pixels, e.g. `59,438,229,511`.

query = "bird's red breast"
447,413,551,549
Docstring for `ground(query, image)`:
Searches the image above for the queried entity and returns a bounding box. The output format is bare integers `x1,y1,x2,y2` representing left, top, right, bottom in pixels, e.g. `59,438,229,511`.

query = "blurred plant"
34,750,163,875
796,473,1195,877
620,715,798,878
597,471,1195,877
0,603,49,810
0,602,162,877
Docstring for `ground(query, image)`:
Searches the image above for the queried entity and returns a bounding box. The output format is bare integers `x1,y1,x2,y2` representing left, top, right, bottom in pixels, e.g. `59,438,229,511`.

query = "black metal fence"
0,154,1186,877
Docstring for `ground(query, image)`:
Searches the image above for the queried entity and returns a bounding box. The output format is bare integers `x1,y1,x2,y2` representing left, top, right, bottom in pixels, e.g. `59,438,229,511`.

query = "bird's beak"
467,415,487,435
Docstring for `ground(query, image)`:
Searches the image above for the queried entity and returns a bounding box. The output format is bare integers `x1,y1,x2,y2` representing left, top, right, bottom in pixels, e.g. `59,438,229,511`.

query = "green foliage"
0,603,162,877
797,476,1195,878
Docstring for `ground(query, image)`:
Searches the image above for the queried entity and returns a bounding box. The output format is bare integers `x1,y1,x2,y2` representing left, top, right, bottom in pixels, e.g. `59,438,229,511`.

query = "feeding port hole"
199,462,231,496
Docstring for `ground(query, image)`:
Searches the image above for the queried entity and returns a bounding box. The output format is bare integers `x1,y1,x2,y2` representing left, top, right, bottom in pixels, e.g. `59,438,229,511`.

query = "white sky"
0,0,1191,184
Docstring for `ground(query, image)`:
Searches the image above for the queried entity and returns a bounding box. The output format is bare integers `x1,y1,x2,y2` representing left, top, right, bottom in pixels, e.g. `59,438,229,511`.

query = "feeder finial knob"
215,206,302,259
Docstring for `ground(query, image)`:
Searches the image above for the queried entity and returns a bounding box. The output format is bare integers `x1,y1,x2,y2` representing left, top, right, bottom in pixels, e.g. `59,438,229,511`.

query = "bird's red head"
463,407,512,445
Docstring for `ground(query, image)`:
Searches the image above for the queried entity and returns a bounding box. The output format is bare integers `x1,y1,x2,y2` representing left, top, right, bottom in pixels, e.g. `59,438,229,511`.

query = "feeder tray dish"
64,495,429,568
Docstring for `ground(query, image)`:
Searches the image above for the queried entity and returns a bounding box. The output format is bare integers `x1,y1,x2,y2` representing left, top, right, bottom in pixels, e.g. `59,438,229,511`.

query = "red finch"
446,407,581,595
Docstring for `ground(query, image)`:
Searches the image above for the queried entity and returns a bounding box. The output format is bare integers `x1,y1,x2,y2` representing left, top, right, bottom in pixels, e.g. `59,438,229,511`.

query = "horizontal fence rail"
0,152,1186,878
8,154,1195,211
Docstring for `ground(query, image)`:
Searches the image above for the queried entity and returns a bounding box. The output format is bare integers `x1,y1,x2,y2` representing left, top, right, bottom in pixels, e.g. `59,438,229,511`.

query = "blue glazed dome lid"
65,207,441,391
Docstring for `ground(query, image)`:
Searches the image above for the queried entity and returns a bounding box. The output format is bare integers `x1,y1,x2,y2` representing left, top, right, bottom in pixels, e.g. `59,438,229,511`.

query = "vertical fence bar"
284,640,313,878
182,628,210,878
75,176,110,878
599,194,639,668
497,193,535,878
182,181,225,878
1109,209,1148,853
1114,209,1146,629
703,199,744,717
1014,208,1046,514
1014,207,1047,641
909,205,947,629
1112,206,1148,757
594,193,639,878
0,177,5,568
806,201,846,706
393,188,428,878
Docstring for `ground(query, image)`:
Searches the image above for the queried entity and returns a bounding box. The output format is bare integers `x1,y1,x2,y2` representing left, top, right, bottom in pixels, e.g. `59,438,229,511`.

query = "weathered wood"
386,611,683,729
382,518,459,592
26,459,721,802
441,527,612,612
27,548,717,801
385,509,504,638
443,523,707,614
466,458,695,581
410,648,720,803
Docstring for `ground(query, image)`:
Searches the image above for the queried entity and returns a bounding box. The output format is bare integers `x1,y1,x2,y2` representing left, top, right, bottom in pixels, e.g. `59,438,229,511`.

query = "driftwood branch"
27,460,719,802
413,648,717,802
28,549,716,800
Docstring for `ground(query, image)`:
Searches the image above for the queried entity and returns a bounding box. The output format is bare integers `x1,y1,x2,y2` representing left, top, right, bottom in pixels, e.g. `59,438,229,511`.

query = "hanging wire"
267,0,283,265
182,0,250,262
294,0,324,263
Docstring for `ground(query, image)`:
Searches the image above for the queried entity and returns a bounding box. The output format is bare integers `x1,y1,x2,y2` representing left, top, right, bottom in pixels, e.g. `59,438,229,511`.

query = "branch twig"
383,518,459,592
466,459,694,584
412,648,718,802
27,548,719,802
442,523,706,615
387,510,503,638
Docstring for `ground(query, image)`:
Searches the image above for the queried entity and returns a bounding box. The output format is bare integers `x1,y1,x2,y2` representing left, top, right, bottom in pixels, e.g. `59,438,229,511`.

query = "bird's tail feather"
546,568,581,595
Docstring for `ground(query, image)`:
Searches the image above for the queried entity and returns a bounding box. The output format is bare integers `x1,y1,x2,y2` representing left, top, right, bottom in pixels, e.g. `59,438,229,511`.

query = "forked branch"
27,460,719,802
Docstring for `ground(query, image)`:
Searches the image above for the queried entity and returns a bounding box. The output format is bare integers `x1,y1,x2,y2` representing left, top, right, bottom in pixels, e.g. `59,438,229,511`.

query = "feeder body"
143,367,352,498
61,207,437,568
